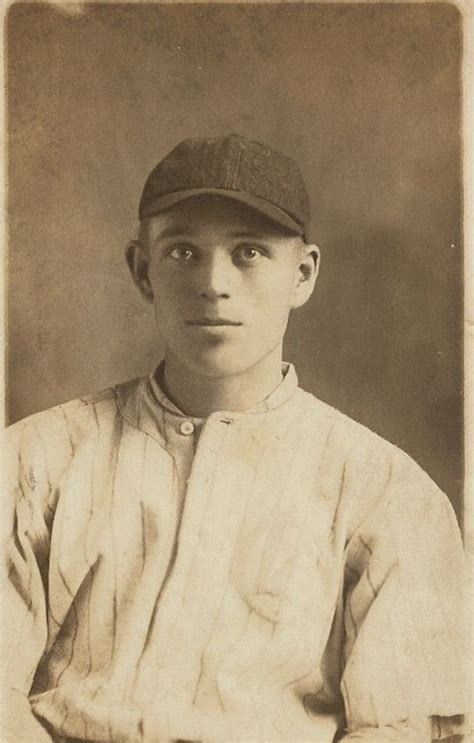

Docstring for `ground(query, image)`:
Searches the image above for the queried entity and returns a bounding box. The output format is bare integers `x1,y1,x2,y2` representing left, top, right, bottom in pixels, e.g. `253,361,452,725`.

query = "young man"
4,135,465,742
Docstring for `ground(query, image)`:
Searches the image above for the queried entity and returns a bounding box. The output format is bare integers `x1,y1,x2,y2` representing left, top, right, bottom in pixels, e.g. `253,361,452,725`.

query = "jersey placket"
134,412,243,707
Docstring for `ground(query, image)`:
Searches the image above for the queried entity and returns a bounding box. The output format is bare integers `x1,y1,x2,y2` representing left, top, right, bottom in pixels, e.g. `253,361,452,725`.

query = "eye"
168,246,195,262
234,245,265,265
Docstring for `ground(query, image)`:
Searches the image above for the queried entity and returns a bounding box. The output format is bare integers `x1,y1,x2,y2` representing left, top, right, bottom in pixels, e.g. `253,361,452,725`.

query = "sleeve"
339,457,466,742
2,423,50,699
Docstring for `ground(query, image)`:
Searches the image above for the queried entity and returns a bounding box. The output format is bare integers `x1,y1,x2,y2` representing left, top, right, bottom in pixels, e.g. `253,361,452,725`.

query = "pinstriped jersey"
5,364,465,742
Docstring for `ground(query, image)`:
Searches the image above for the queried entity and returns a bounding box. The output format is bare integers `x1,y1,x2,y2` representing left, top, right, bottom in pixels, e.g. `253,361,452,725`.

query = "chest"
47,419,348,662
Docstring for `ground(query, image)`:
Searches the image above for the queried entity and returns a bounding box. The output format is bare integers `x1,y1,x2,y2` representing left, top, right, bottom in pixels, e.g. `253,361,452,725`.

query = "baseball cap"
139,134,311,240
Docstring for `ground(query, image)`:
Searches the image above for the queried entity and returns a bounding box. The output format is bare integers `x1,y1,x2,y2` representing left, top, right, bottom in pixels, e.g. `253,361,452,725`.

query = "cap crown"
139,134,311,238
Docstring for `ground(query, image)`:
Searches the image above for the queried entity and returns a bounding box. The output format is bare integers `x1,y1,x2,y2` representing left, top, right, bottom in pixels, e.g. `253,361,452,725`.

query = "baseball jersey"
4,364,466,742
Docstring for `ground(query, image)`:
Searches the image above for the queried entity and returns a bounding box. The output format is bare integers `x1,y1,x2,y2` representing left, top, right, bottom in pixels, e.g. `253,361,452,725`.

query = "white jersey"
4,364,466,742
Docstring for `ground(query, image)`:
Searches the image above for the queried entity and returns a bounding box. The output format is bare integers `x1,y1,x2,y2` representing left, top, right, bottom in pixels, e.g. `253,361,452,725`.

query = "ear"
125,240,154,302
291,244,320,309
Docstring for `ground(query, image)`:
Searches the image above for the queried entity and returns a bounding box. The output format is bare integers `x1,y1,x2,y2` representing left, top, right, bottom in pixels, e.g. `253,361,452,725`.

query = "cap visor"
140,188,304,236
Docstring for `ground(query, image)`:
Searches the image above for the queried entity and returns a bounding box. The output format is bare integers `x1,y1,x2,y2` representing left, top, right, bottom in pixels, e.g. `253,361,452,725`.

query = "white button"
180,420,195,435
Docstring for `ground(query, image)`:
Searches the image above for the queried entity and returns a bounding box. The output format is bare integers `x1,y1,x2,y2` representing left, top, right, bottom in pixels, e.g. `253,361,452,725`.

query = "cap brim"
140,188,304,237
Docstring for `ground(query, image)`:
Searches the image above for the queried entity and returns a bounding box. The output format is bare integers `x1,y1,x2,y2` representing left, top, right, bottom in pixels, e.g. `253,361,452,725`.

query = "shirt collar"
115,361,299,444
147,360,299,421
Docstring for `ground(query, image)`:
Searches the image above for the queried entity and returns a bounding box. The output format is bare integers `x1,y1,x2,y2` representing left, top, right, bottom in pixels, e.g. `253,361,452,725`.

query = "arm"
2,427,52,741
340,458,466,742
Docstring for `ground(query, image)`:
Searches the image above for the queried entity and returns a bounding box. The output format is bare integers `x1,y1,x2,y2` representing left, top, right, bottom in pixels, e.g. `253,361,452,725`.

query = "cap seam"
227,137,243,190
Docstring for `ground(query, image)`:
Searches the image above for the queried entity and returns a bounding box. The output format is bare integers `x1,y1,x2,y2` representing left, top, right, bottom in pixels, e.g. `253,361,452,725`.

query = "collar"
115,361,299,443
148,361,299,420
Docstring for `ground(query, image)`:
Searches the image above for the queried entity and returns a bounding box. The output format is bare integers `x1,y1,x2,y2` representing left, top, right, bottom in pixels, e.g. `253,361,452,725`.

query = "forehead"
145,194,298,243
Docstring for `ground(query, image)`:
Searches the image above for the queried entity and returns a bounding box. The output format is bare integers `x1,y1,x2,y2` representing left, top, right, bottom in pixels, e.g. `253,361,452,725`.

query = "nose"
196,253,233,300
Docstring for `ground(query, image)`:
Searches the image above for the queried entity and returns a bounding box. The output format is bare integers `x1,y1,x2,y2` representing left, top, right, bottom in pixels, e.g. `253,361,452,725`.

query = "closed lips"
187,319,242,326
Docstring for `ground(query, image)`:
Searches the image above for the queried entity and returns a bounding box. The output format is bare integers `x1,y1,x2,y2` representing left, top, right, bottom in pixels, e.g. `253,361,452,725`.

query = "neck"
162,346,284,418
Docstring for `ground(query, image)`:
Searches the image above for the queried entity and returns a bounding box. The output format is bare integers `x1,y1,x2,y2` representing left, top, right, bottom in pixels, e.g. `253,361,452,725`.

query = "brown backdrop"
6,2,463,520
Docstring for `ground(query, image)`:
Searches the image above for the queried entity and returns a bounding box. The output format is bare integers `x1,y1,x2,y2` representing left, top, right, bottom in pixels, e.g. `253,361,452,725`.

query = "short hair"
138,218,151,252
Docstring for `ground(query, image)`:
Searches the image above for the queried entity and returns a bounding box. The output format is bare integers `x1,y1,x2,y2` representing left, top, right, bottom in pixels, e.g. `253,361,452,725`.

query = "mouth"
186,319,243,327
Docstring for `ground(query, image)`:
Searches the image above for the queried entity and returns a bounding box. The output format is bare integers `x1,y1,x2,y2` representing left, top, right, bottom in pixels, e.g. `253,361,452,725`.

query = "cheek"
247,287,294,342
148,269,187,313
253,267,296,312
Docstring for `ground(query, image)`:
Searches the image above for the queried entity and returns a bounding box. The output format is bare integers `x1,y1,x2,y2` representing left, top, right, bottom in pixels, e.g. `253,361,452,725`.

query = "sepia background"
6,2,463,521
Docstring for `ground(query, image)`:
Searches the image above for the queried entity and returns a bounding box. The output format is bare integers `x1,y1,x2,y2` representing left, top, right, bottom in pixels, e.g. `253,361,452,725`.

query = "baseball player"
4,135,466,742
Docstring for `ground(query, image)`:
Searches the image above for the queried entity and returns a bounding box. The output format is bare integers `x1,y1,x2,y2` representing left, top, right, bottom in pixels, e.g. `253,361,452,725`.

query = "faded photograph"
3,3,466,743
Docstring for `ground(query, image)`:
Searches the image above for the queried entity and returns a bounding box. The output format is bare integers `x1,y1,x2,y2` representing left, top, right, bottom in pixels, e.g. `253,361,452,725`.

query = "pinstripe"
343,601,358,663
162,407,171,448
61,408,76,456
139,500,147,576
85,470,98,678
31,420,53,481
48,603,63,629
7,551,34,652
84,565,96,679
81,397,102,690
8,546,33,612
54,565,79,688
91,401,100,429
133,457,177,668
9,505,27,562
364,566,377,600
107,709,114,742
134,438,156,581
136,434,151,571
343,587,360,647
18,453,36,511
127,491,175,696
358,536,373,557
192,655,205,706
108,416,125,668
341,677,352,731
330,459,348,540
139,538,176,658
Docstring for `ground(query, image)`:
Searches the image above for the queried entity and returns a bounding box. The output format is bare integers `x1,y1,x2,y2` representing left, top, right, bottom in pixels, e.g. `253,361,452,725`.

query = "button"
180,420,195,435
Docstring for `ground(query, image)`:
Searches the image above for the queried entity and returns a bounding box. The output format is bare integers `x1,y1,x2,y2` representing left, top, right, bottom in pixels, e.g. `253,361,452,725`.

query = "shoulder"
5,376,146,456
295,386,408,471
294,387,458,533
4,377,149,525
